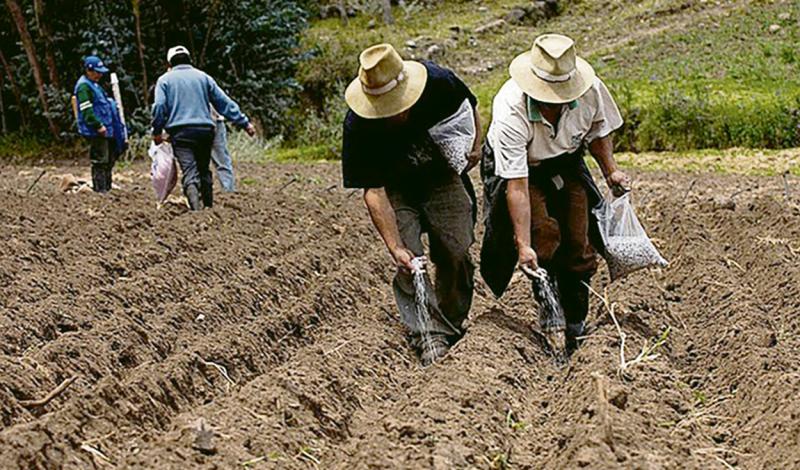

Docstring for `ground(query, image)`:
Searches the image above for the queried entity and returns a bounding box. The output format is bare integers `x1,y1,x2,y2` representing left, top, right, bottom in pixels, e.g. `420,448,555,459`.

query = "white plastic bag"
594,192,668,281
428,98,476,174
148,142,178,203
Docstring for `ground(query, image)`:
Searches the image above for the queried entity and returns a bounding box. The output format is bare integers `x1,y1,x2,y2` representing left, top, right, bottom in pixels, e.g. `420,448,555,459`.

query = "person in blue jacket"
74,56,121,193
151,46,255,210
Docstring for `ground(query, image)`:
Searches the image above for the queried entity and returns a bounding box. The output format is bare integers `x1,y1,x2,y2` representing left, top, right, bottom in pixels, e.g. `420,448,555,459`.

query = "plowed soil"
1,162,798,469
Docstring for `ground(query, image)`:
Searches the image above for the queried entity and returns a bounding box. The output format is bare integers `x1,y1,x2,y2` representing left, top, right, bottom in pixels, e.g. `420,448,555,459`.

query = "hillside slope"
287,0,800,157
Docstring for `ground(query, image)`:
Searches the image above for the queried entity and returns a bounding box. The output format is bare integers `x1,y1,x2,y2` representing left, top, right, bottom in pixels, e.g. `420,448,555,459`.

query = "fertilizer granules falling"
411,257,436,361
529,268,566,358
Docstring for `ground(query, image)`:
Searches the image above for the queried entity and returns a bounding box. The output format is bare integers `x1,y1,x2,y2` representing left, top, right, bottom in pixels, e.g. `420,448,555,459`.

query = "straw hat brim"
345,61,428,119
509,52,596,104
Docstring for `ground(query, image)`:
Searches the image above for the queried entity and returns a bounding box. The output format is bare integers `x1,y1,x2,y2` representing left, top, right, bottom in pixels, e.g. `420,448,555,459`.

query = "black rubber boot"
91,165,107,193
201,187,213,209
104,167,113,192
185,184,203,211
565,322,586,356
558,272,592,354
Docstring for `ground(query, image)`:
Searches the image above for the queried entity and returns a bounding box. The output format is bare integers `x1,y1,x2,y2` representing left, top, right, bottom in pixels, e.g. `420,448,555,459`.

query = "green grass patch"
272,144,336,162
0,132,81,161
611,80,800,151
591,1,800,85
614,147,800,176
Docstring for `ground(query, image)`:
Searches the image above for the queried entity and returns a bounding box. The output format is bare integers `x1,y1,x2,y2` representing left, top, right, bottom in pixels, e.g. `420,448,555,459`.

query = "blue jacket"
151,64,249,135
74,75,116,139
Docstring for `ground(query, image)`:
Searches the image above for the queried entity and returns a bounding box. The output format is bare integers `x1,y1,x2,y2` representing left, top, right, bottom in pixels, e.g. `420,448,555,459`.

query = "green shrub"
612,82,800,151
0,0,308,139
0,132,80,161
283,93,348,158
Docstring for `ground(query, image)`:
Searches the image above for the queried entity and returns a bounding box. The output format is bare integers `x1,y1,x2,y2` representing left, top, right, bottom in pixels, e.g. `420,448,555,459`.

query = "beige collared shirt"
487,77,623,179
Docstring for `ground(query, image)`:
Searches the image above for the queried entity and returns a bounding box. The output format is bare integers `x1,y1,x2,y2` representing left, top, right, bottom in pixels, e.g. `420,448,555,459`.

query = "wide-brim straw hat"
509,34,596,104
345,44,428,119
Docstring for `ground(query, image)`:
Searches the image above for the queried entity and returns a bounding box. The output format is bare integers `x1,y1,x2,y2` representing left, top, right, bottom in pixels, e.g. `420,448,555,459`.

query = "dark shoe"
91,166,107,193
186,185,203,211
566,322,585,355
104,167,113,192
202,189,213,209
419,334,449,367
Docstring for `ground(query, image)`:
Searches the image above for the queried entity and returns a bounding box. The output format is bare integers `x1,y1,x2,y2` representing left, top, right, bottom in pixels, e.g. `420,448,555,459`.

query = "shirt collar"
172,64,193,70
527,96,579,122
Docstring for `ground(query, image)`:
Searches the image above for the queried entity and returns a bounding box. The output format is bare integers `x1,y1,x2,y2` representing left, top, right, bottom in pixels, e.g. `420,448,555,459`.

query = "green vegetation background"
2,0,799,165
285,0,800,161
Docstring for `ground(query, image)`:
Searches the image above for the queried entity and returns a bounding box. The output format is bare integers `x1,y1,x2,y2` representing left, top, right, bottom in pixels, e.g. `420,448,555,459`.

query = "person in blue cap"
73,55,121,193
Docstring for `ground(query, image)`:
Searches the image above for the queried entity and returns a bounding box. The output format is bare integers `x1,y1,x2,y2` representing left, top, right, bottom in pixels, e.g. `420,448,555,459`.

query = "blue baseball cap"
84,56,109,74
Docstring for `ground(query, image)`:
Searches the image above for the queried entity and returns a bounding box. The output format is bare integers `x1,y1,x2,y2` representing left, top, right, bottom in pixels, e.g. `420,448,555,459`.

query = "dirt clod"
191,420,217,456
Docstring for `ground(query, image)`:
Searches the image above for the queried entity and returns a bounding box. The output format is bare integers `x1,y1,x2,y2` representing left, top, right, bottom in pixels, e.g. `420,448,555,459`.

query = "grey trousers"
386,174,475,340
211,121,235,192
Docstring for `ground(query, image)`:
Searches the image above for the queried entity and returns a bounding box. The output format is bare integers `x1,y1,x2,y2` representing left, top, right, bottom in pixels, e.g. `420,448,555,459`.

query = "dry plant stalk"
81,443,113,466
585,283,627,372
672,393,734,435
756,235,800,257
196,354,236,389
296,446,321,467
591,372,614,450
585,283,670,376
18,375,77,408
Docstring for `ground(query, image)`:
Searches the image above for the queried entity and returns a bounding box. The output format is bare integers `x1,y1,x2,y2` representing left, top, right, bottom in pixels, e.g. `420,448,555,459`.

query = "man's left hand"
245,123,256,137
607,170,631,197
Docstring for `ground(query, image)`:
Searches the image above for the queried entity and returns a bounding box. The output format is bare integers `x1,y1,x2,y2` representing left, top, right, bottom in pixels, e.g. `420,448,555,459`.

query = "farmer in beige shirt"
480,34,630,353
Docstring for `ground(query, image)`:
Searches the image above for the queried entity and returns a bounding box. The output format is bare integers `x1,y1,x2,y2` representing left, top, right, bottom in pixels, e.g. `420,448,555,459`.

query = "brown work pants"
529,169,597,328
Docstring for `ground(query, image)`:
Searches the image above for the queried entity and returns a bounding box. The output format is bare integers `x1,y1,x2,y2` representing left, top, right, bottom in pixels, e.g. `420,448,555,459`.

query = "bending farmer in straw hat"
342,44,482,366
481,34,630,353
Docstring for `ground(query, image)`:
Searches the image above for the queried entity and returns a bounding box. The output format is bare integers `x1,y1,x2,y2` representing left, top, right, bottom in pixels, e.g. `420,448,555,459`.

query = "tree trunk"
33,0,59,88
0,74,7,134
5,0,58,138
198,0,221,68
0,48,28,129
131,0,149,104
380,0,394,24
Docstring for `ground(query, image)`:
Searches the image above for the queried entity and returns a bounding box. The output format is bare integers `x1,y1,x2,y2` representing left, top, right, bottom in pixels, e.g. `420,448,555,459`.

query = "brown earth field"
0,161,798,469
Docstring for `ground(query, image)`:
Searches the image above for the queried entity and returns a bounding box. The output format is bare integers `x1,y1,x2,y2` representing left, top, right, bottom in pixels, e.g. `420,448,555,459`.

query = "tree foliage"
0,0,308,138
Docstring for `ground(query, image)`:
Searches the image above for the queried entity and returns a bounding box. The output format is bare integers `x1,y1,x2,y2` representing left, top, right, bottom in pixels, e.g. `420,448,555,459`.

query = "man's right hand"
245,122,256,137
98,126,107,137
517,245,539,276
391,246,417,272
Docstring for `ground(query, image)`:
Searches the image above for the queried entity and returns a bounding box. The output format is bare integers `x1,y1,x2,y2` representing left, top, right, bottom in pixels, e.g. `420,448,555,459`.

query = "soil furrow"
0,163,797,469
